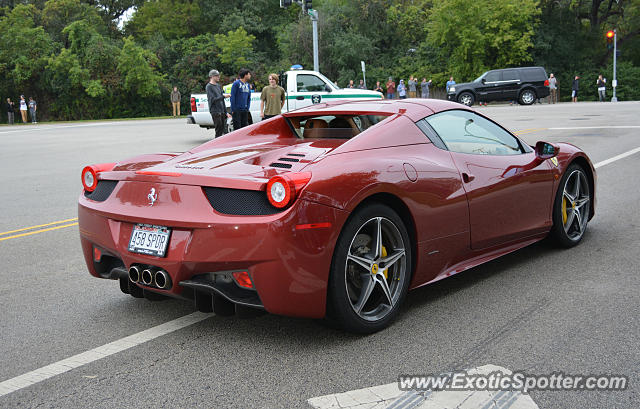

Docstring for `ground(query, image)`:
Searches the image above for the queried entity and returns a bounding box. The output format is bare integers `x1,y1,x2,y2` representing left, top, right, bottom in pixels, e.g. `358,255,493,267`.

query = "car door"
476,71,502,101
293,74,331,110
424,109,555,249
500,69,521,101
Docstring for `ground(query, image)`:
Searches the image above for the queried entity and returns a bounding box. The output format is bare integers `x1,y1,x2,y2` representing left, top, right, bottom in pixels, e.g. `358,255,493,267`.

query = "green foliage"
214,27,255,74
124,0,200,42
427,0,540,81
117,36,164,98
0,0,639,122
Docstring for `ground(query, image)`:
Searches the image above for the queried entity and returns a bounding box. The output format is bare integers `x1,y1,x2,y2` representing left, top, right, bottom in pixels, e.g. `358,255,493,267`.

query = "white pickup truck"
187,69,383,129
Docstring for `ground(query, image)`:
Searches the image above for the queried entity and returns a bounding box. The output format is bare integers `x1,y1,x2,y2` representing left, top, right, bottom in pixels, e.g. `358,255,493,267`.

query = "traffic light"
280,0,292,7
606,30,614,49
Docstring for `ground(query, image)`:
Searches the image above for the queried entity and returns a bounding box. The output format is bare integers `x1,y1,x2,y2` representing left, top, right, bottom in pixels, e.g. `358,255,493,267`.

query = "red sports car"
78,99,595,333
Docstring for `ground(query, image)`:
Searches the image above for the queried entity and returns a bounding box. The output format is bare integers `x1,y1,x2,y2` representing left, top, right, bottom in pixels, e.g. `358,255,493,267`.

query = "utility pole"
612,29,618,102
281,0,319,72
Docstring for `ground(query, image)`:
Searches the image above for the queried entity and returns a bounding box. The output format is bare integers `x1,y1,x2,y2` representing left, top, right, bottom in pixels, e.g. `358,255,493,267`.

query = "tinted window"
520,68,546,82
425,110,523,155
485,71,501,82
503,69,519,81
297,75,327,92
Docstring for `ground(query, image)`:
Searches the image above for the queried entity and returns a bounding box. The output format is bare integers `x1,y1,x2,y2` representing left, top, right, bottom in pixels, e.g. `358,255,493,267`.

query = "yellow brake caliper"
381,245,389,279
562,197,568,225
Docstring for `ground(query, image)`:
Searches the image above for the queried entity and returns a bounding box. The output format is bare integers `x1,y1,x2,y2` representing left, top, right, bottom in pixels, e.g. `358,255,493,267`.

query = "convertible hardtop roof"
282,98,466,121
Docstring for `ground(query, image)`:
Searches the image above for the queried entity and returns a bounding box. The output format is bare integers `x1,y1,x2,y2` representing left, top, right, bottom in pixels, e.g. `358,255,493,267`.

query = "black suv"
447,66,550,106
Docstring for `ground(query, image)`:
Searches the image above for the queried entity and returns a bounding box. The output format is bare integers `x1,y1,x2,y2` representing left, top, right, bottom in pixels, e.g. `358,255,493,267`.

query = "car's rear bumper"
78,182,348,318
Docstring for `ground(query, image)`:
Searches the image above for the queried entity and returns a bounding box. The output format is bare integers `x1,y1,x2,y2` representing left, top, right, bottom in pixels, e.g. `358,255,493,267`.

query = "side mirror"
481,78,486,84
324,84,332,92
535,141,559,160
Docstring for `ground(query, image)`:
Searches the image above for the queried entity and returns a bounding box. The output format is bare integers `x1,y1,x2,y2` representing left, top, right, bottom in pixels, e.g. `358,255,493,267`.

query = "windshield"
474,72,488,82
287,114,390,139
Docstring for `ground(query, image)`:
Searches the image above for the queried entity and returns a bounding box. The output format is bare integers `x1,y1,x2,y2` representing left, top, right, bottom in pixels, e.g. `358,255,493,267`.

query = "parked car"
79,99,595,333
448,66,550,106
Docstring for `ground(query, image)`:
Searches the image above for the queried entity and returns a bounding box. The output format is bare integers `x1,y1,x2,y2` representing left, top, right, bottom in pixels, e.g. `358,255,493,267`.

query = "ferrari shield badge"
550,157,559,167
311,94,322,104
147,188,158,206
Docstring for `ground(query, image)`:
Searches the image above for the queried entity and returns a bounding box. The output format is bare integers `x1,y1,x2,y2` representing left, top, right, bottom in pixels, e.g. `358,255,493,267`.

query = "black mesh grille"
278,157,299,162
202,187,281,215
287,153,305,157
269,162,292,169
84,180,118,202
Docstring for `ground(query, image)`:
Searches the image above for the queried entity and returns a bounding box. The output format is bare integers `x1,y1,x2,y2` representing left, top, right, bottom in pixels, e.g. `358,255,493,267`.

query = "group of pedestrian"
5,95,37,125
551,73,608,104
378,76,434,99
205,68,285,138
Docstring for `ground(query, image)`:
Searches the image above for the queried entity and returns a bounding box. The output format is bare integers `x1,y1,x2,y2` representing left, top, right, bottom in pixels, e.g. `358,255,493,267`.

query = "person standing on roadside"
206,69,231,138
230,68,252,130
373,81,383,94
170,86,181,116
397,79,407,99
358,79,366,89
596,74,607,102
386,77,396,99
260,73,285,120
421,78,432,98
28,97,37,123
548,73,557,104
347,80,355,89
572,76,579,102
6,98,14,125
19,95,27,123
408,76,417,98
446,77,456,93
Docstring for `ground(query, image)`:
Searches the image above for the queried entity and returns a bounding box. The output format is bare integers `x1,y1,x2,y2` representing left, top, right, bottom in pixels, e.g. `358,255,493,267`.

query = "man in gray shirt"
548,73,557,104
408,76,417,98
421,78,432,98
206,69,231,137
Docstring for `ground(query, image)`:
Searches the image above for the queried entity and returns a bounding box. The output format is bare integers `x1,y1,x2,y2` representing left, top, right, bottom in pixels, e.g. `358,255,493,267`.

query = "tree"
124,0,200,42
427,0,540,81
214,27,255,74
117,36,164,98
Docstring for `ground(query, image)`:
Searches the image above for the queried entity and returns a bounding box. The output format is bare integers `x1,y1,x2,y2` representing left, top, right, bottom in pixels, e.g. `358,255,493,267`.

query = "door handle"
296,96,304,100
462,172,475,183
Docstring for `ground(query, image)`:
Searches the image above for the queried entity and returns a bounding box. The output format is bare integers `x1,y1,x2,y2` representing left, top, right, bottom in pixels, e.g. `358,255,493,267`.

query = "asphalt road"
0,102,638,408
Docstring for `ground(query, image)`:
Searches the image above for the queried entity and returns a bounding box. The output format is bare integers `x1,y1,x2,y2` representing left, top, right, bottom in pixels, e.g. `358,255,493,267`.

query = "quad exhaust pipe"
129,265,171,289
128,265,141,283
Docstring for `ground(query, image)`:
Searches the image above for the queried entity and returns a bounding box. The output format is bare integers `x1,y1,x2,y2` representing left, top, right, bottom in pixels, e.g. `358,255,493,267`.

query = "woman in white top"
19,95,28,123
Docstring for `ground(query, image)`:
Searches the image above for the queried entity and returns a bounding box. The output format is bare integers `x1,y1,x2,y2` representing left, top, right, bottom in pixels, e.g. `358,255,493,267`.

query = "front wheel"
550,164,591,247
457,92,474,106
519,89,536,105
327,203,412,334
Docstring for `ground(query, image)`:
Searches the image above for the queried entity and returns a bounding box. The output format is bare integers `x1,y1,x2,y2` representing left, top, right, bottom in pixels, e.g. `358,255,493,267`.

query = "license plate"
128,224,171,257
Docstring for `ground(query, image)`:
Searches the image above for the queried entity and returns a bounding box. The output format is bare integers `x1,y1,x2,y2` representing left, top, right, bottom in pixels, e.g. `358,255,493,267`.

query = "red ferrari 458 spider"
78,99,595,333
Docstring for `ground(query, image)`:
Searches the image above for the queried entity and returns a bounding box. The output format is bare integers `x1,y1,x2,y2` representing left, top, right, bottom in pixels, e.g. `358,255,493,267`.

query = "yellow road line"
0,218,78,236
514,128,548,135
0,223,78,242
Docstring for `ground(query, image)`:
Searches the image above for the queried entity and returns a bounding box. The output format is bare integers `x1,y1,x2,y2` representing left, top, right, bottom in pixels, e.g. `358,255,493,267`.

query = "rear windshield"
287,114,390,139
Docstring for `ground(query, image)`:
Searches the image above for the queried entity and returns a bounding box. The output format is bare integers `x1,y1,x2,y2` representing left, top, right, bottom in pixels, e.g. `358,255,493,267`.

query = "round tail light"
81,163,115,192
266,172,311,209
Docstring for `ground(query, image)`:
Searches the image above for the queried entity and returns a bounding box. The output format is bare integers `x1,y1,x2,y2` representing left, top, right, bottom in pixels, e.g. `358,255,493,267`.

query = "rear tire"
519,89,536,105
327,203,412,334
550,164,591,247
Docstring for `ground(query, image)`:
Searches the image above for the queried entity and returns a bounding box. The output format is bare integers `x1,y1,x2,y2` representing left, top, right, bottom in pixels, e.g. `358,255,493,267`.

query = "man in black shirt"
205,69,230,137
6,98,14,125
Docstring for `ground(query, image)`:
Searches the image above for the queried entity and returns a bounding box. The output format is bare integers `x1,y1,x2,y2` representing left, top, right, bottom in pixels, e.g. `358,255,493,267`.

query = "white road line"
0,120,170,134
0,312,210,398
594,146,640,169
548,126,640,130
